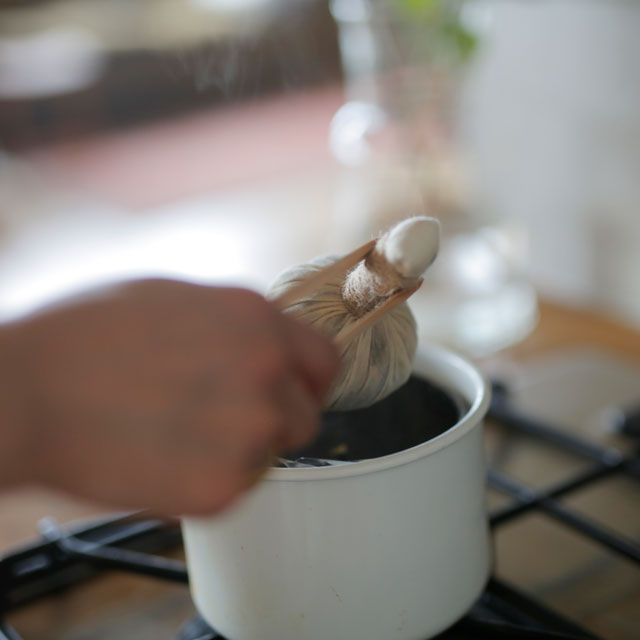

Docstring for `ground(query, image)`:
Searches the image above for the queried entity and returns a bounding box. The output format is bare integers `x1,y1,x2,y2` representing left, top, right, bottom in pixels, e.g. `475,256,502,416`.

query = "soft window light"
0,27,105,99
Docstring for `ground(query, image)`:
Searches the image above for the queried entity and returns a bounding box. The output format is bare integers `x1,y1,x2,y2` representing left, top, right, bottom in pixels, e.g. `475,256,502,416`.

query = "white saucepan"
182,343,491,640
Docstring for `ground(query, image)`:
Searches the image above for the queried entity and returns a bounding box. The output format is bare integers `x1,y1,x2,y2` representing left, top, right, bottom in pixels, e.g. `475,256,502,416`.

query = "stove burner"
177,616,223,640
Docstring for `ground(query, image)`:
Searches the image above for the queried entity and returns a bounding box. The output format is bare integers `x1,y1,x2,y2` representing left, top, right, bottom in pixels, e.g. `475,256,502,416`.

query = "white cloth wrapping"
268,255,417,411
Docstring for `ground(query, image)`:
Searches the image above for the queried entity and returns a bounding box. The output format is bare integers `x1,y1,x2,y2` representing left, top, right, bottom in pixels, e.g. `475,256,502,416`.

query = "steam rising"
167,2,338,97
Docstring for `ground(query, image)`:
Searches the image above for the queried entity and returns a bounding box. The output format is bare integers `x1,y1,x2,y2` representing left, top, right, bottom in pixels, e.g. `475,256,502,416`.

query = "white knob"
381,216,440,279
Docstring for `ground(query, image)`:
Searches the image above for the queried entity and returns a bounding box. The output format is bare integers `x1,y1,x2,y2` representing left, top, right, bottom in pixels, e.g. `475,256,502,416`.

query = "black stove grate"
488,383,640,567
1,383,638,640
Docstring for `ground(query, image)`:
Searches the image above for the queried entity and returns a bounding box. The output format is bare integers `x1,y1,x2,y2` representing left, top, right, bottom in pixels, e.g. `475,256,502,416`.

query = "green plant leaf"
399,0,439,18
443,21,478,61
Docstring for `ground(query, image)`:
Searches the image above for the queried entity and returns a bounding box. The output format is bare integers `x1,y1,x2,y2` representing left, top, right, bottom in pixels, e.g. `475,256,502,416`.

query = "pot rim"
265,342,490,481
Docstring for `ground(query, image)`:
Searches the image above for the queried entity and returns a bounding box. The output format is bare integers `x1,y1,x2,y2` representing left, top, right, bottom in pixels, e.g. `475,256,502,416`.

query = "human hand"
0,280,339,515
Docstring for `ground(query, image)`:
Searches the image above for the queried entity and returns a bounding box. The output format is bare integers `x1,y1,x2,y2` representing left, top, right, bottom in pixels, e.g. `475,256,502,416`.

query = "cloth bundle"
268,217,440,410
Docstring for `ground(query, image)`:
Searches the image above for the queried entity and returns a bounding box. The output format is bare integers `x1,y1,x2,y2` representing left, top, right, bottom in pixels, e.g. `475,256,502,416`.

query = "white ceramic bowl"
182,344,491,640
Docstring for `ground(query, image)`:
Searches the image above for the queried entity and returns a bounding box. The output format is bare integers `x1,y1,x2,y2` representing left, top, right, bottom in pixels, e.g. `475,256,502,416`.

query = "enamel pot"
182,344,491,640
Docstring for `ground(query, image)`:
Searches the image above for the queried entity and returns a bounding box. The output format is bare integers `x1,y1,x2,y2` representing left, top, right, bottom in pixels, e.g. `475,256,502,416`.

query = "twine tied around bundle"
268,217,440,411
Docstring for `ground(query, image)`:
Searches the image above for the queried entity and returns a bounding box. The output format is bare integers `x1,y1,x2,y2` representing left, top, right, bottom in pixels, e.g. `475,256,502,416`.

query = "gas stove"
1,349,638,640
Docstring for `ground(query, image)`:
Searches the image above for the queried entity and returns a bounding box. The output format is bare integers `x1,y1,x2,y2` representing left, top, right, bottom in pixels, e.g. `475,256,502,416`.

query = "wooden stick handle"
334,279,423,351
273,240,376,311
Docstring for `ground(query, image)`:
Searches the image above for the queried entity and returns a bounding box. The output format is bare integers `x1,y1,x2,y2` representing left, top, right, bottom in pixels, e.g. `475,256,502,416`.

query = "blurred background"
1,0,638,356
1,3,640,639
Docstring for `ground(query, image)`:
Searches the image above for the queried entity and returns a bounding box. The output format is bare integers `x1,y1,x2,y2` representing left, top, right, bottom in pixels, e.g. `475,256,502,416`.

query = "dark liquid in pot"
285,375,467,463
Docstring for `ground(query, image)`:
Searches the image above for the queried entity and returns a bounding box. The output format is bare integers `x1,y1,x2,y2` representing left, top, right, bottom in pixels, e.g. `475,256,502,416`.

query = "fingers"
208,373,319,473
200,287,338,407
275,307,340,406
275,373,321,452
167,373,319,515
